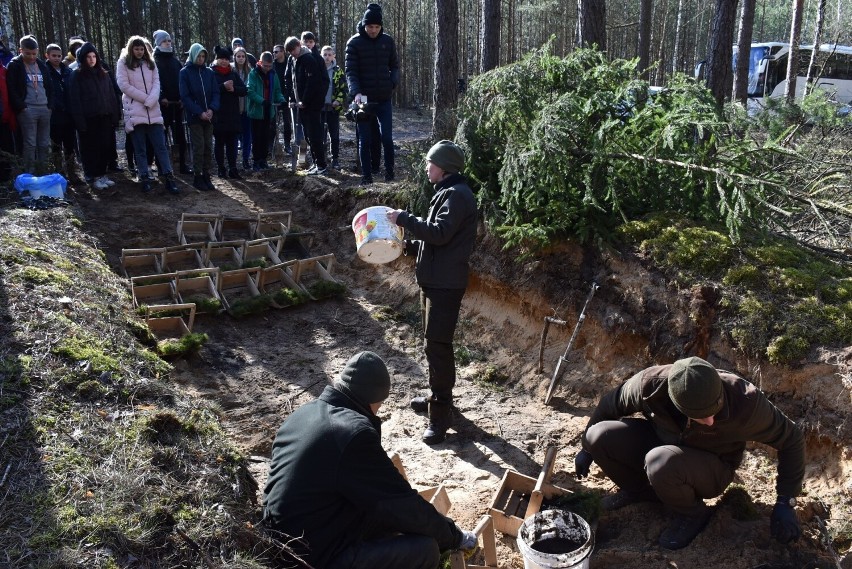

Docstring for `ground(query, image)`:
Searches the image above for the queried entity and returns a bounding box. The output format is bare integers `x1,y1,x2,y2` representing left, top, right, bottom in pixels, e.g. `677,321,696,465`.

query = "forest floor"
44,109,852,568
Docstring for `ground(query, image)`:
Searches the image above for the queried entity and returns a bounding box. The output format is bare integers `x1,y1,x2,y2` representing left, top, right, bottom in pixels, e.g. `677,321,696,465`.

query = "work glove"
457,529,477,551
770,499,801,544
574,449,593,480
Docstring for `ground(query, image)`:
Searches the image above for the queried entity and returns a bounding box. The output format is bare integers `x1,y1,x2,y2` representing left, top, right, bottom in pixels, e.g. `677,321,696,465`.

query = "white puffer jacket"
116,57,163,132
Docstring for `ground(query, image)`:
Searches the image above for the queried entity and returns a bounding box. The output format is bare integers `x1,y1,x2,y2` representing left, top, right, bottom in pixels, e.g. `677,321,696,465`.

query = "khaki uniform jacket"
584,364,805,497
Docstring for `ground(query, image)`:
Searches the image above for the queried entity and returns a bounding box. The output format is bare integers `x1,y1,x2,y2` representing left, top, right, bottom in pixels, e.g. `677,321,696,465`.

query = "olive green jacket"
583,364,805,497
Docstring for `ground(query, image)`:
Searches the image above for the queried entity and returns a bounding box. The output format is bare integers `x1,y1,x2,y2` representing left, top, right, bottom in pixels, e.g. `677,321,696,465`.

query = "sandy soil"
70,110,850,569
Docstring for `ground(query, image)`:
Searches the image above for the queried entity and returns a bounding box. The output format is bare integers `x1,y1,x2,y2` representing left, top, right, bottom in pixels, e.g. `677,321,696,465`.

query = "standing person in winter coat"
232,47,253,170
45,44,78,179
263,351,477,569
7,35,54,173
116,36,179,194
245,51,283,171
153,30,191,175
211,45,246,179
230,38,257,67
271,44,292,157
345,3,399,183
321,45,346,170
573,357,804,550
387,141,477,444
179,43,219,191
69,42,120,190
285,37,328,176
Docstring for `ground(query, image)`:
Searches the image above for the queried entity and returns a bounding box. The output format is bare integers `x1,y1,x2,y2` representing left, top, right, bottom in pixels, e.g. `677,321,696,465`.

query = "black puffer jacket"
344,22,399,102
263,386,462,568
397,173,478,290
46,62,71,125
292,47,328,111
153,48,182,102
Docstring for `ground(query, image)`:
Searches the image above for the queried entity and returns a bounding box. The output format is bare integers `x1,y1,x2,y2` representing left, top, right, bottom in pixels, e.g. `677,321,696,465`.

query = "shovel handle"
524,446,558,520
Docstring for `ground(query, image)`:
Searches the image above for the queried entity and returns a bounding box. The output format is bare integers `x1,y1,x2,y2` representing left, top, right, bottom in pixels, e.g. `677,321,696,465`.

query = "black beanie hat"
213,45,233,60
667,357,724,419
362,3,383,26
334,351,390,406
426,140,465,174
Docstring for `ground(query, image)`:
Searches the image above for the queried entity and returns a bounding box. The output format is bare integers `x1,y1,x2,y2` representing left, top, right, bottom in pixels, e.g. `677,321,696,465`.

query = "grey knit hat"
334,351,390,405
667,357,724,419
153,30,172,51
426,140,465,174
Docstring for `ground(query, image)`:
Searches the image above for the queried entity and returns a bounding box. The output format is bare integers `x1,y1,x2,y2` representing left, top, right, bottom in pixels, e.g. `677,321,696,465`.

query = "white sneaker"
102,176,115,187
305,165,318,175
93,177,109,190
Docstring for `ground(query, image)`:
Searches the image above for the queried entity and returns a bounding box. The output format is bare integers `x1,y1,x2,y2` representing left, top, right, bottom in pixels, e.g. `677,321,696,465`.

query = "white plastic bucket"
351,206,404,264
517,510,594,569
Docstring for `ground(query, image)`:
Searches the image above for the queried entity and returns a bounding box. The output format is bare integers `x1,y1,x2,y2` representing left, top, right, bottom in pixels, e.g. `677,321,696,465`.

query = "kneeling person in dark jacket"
574,356,805,550
263,351,475,569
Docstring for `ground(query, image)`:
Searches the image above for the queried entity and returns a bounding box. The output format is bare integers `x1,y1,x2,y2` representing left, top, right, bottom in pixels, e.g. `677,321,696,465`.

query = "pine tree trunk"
638,0,652,77
805,0,826,95
705,0,738,108
785,0,804,104
0,0,13,48
331,0,340,50
577,0,606,51
732,0,756,104
671,0,684,74
480,0,500,72
433,0,459,140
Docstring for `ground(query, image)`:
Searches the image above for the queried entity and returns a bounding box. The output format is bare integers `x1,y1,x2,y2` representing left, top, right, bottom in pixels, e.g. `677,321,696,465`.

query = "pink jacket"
116,58,163,131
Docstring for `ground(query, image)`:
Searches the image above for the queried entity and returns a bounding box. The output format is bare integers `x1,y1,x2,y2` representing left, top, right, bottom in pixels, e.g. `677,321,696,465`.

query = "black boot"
422,397,453,445
228,168,242,180
203,173,216,191
217,165,228,178
193,174,209,191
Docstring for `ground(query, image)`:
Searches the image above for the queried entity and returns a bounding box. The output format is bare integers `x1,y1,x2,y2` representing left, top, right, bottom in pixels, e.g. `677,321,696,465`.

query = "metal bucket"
516,510,594,569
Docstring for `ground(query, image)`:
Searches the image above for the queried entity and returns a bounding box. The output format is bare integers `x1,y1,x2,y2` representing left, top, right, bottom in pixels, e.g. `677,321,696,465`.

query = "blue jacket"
179,48,219,125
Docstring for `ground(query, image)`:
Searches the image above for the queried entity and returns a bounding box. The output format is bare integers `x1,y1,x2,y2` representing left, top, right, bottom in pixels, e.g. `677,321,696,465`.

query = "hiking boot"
193,175,209,191
102,176,115,187
92,176,109,190
658,506,714,550
163,173,180,194
305,165,318,175
203,174,216,191
601,487,661,511
108,162,124,173
140,179,153,193
410,396,428,414
217,166,228,178
331,159,340,170
228,168,242,180
422,398,452,445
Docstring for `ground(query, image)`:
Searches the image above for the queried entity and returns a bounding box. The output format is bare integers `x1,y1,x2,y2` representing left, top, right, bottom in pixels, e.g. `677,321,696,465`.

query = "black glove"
574,449,593,480
770,499,800,544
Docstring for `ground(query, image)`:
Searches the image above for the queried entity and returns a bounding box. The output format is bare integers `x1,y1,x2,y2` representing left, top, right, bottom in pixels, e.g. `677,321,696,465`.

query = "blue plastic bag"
14,173,68,199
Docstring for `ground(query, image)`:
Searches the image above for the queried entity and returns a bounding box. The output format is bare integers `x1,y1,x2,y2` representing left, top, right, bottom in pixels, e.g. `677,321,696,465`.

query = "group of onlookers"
0,2,400,194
